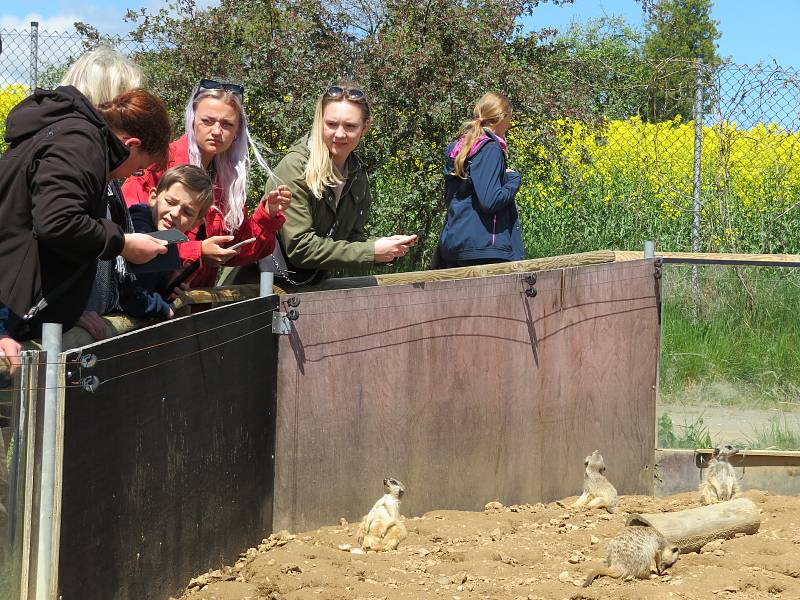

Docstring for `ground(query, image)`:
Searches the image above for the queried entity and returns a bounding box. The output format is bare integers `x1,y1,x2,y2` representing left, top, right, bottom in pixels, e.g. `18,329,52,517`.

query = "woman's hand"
374,234,418,263
0,335,22,376
263,184,292,218
77,310,107,341
201,235,239,267
121,233,168,264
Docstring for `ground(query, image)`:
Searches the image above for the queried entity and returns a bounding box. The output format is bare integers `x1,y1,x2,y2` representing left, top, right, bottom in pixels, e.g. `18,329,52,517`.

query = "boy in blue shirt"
121,165,214,320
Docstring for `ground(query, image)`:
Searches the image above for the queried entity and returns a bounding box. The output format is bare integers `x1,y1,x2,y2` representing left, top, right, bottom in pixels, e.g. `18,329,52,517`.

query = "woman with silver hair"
122,79,291,289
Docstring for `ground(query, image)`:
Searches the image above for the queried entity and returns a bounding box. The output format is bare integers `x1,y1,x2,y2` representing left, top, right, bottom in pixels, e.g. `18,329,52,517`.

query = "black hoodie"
0,85,128,338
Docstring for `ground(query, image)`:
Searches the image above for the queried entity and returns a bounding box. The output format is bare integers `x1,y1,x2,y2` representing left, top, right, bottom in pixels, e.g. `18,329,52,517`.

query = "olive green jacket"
266,136,374,278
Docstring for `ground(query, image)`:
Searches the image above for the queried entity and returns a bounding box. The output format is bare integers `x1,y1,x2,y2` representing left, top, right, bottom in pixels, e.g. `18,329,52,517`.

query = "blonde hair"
156,165,215,219
452,92,512,179
305,83,371,199
184,87,274,233
61,45,144,105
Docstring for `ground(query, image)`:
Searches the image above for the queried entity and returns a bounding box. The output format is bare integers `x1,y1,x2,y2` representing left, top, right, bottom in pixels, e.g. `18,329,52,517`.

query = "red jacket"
120,134,285,288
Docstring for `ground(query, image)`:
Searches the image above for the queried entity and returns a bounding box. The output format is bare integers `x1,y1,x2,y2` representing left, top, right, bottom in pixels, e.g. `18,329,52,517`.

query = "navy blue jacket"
118,204,172,319
438,130,523,263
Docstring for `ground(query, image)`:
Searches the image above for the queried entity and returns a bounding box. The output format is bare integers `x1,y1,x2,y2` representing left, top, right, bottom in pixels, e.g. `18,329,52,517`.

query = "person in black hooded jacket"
0,85,172,345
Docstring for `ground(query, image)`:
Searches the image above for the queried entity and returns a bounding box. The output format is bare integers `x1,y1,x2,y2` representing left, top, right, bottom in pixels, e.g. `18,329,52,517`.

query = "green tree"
556,16,647,119
642,0,721,121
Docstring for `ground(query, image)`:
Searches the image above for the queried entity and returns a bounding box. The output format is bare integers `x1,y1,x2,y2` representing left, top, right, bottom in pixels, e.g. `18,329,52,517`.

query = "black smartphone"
147,229,189,244
163,259,201,295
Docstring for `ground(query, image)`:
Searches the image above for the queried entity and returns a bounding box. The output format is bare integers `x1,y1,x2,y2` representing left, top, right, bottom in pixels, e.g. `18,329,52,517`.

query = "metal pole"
36,322,61,600
691,58,704,322
644,240,656,259
29,21,39,93
260,271,274,297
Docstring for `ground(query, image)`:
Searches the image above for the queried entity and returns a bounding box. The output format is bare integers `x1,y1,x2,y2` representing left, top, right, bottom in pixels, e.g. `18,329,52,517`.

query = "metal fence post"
691,58,704,322
36,323,62,600
260,271,274,297
29,21,39,93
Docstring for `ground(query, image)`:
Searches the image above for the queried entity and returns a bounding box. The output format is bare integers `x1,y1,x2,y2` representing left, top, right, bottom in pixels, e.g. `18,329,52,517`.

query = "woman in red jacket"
121,79,291,288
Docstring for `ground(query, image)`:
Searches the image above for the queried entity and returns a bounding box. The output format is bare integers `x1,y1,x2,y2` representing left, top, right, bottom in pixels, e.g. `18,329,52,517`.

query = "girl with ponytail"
436,92,523,268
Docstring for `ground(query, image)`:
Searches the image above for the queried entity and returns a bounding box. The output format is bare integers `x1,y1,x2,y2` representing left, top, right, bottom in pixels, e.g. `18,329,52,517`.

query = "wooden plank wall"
56,296,279,600
273,259,660,532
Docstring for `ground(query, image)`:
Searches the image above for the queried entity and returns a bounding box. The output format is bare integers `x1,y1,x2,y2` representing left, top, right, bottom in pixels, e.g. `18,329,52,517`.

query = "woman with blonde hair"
257,83,417,286
436,92,523,268
122,79,291,290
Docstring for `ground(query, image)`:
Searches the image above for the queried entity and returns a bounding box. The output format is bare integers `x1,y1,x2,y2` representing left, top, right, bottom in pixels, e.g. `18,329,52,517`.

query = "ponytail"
452,92,512,179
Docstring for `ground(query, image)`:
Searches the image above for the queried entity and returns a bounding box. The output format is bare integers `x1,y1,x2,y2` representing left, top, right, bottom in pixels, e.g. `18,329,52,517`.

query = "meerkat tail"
573,493,590,507
586,496,608,510
583,567,623,587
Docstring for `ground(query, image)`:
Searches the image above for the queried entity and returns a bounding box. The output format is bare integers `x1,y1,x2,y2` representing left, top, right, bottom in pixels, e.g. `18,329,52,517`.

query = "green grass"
742,415,800,451
658,412,714,449
659,265,800,410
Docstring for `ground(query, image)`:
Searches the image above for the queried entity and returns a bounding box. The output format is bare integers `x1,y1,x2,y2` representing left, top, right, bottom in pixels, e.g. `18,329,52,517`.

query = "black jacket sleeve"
30,127,125,262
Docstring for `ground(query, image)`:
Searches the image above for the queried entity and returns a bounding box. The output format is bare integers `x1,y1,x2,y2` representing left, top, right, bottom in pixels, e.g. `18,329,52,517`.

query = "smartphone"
163,259,201,295
229,237,257,251
147,229,188,244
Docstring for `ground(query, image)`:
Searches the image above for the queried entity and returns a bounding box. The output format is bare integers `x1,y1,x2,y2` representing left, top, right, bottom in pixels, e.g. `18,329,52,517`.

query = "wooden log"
626,497,761,553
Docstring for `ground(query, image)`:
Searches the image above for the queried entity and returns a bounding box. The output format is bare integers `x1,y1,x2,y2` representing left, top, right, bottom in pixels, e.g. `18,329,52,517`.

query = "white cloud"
1,13,81,34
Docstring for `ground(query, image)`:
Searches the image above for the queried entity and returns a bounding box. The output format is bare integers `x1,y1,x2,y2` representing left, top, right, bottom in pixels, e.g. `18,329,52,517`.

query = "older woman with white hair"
122,78,291,290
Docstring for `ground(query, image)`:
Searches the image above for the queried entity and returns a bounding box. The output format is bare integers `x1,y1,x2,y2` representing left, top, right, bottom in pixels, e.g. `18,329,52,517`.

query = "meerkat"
356,477,408,551
573,450,619,513
699,444,740,504
583,526,680,587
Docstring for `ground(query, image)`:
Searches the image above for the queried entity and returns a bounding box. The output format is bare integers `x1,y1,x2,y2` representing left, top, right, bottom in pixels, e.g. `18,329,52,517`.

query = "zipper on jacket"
492,214,496,245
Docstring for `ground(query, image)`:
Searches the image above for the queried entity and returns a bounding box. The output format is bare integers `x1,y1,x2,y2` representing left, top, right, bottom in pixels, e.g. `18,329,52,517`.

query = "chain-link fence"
0,24,157,145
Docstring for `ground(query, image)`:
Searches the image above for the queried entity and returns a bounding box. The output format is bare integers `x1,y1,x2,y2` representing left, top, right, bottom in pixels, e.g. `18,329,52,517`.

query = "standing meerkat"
356,477,408,551
699,444,740,504
583,526,680,587
573,450,619,513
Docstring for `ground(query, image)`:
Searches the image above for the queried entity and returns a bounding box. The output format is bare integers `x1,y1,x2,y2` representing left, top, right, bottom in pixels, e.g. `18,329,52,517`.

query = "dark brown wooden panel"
274,260,659,532
57,296,279,600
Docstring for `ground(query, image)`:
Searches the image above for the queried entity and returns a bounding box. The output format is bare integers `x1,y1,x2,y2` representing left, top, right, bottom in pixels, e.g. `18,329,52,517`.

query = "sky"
1,0,800,67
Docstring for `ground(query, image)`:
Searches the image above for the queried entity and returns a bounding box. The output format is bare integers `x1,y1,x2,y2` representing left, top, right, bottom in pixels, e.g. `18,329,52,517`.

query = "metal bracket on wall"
272,297,300,335
66,353,99,391
523,273,537,298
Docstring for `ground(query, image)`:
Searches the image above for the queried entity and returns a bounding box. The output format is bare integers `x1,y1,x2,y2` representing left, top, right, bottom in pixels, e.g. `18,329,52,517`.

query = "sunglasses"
325,86,367,102
198,78,244,98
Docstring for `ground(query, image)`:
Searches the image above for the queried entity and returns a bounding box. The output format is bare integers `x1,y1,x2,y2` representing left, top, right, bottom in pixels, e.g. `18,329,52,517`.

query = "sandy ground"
175,490,799,600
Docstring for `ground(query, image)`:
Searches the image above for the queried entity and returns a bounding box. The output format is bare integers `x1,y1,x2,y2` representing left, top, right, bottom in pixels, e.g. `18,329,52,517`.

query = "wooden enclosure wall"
274,260,660,532
56,296,279,600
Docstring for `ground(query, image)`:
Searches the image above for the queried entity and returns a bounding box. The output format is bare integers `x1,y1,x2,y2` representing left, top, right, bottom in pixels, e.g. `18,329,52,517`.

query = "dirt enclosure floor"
176,490,800,600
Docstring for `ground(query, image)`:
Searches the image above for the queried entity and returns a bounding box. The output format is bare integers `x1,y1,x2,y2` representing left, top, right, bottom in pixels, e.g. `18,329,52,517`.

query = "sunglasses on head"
198,79,244,98
325,86,366,102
